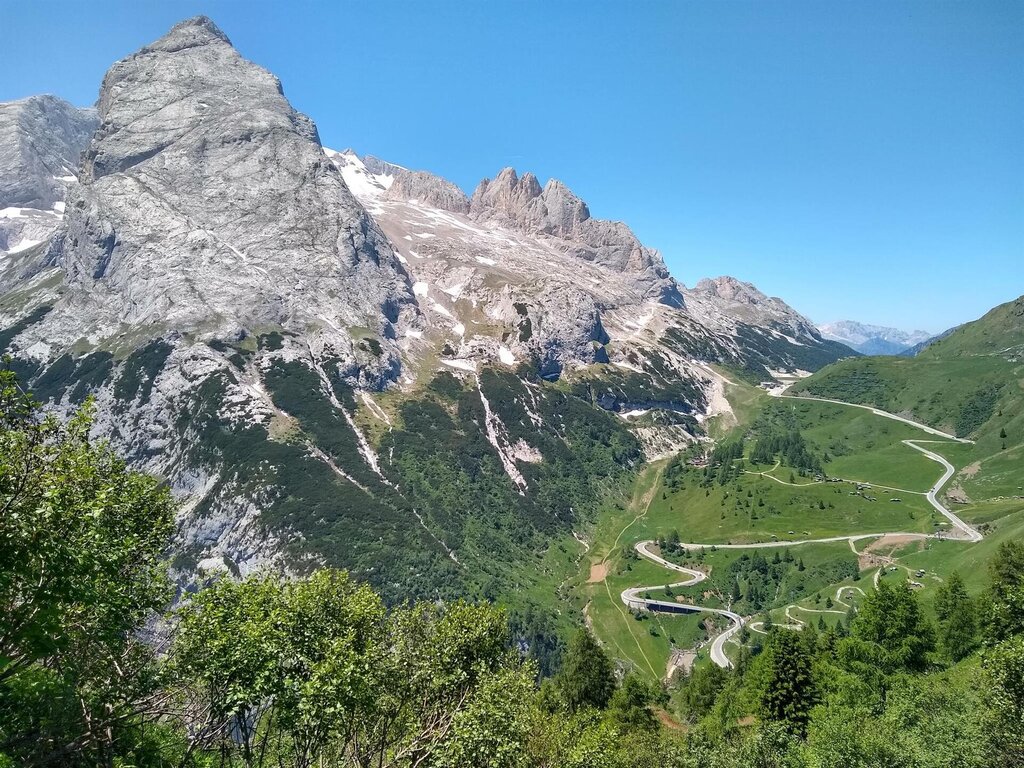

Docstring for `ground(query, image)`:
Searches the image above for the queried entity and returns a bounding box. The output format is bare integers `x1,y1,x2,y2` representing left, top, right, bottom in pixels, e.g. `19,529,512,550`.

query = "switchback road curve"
619,395,981,669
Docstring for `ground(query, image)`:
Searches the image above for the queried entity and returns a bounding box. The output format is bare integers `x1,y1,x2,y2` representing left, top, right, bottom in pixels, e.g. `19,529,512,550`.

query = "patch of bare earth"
587,562,608,583
859,534,923,570
654,708,688,732
666,649,697,680
946,485,971,504
961,461,982,479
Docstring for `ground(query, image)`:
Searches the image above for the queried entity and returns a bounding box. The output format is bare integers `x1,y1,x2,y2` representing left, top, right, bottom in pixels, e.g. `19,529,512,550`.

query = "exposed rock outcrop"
817,319,932,355
686,276,822,339
0,94,97,209
385,169,470,213
469,168,681,305
29,16,418,386
0,94,97,254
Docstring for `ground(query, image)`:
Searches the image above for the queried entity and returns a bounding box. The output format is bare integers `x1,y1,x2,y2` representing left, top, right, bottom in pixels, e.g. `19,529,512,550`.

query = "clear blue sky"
2,0,1021,333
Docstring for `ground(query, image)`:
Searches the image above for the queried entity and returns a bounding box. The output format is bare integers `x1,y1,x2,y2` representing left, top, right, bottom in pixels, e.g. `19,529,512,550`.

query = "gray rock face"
508,285,610,379
817,320,932,355
41,16,417,385
469,168,680,304
687,276,822,339
361,154,405,178
385,169,469,213
0,94,97,209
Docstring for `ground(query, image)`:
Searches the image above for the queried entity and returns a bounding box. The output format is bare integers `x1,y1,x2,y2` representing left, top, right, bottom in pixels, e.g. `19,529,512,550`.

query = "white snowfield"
621,395,982,670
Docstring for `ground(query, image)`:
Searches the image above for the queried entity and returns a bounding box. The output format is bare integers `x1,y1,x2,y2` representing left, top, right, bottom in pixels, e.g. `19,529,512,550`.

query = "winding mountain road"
618,393,982,670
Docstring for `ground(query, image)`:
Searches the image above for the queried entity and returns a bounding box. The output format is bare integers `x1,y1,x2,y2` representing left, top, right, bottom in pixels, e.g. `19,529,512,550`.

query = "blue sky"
1,0,1020,333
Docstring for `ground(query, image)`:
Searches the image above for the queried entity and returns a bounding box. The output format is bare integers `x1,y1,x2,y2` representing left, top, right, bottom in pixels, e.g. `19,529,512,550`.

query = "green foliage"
761,630,816,736
607,674,659,730
0,367,175,765
983,540,1024,764
676,663,729,722
843,582,935,674
113,339,174,405
986,539,1024,642
556,629,616,713
954,386,1002,438
174,571,536,768
748,404,822,473
984,634,1024,765
933,572,977,661
804,674,988,768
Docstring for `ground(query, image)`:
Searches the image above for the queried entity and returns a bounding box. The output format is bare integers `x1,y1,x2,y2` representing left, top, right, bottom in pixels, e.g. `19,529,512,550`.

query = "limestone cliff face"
0,94,97,209
40,16,418,387
468,168,681,305
385,169,469,213
0,95,97,254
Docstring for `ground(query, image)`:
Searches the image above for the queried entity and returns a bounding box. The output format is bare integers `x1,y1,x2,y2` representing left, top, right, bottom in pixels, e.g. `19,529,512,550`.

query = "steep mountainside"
0,95,97,254
0,16,852,606
817,319,932,355
900,326,955,356
794,294,1023,441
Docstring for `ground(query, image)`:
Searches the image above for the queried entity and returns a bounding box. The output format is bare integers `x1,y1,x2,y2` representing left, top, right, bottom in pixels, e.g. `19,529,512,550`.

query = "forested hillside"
3,367,1024,767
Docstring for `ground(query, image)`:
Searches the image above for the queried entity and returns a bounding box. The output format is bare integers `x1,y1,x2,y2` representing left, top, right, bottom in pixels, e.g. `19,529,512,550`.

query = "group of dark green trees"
671,545,1024,766
3,367,1024,767
0,368,682,767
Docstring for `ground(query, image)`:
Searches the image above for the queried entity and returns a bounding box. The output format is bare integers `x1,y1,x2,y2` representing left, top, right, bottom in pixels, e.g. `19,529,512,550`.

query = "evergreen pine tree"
934,572,978,661
557,629,616,712
761,629,816,736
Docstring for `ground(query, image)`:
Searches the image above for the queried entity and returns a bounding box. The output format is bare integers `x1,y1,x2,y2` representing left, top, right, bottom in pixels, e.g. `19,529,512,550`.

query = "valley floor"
578,381,1020,681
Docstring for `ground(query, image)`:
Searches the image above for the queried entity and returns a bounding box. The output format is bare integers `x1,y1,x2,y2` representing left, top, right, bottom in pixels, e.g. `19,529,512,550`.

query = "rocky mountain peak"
143,15,232,53
537,178,590,237
467,166,676,303
817,320,933,355
0,94,97,209
385,169,469,213
0,94,97,255
361,154,405,179
469,167,542,222
36,15,417,386
683,275,827,342
693,276,770,305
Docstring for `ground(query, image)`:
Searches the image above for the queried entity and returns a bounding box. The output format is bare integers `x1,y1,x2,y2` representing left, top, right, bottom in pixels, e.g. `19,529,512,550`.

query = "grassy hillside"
790,294,1024,517
581,374,984,679
919,294,1024,358
585,294,1024,680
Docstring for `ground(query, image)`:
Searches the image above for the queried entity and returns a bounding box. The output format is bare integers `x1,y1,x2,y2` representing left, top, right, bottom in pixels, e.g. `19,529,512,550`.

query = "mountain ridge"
0,15,852,600
817,319,932,355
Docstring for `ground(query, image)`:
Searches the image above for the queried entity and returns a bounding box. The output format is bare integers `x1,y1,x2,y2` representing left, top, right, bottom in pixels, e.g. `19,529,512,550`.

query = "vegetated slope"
581,384,966,678
792,295,1024,438
790,293,1024,533
0,16,850,618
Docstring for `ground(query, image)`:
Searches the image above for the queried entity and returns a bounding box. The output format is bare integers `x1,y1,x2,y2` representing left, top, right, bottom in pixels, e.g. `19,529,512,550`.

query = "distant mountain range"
817,320,933,355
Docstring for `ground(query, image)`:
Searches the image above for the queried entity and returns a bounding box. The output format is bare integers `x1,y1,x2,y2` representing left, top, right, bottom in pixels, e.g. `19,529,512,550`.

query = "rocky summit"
0,94,97,254
817,319,934,355
40,16,418,388
0,16,852,598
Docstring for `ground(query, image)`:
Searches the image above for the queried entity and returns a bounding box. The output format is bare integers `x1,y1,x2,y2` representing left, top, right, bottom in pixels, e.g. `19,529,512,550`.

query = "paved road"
768,391,974,444
620,542,743,668
904,440,983,542
619,394,982,670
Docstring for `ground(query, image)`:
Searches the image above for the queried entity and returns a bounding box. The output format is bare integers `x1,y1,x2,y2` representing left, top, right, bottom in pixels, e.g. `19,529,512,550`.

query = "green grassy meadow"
583,358,1022,680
